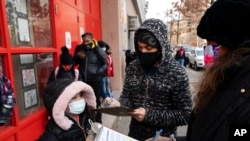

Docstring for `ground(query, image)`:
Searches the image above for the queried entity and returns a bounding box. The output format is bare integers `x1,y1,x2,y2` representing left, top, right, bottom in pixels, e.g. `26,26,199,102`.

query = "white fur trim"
52,81,96,130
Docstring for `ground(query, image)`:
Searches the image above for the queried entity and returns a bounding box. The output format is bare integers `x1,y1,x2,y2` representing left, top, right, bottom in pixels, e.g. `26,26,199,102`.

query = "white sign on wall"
65,32,71,49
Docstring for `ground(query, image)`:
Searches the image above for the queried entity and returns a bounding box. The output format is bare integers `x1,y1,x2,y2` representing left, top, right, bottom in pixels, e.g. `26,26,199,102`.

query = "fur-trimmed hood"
43,79,96,130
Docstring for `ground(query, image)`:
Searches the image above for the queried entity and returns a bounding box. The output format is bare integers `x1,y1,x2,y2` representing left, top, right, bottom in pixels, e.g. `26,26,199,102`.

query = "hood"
43,79,96,130
134,18,172,62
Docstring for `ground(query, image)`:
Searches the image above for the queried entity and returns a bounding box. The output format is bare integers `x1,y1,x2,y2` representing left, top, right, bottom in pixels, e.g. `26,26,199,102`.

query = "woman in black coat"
146,0,250,141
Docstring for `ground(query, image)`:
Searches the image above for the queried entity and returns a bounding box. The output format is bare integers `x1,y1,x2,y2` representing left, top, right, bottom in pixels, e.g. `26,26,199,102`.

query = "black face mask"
84,43,92,50
138,52,161,70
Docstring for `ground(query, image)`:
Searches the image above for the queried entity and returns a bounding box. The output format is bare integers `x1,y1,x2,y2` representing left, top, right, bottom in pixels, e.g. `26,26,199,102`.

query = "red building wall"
0,0,102,140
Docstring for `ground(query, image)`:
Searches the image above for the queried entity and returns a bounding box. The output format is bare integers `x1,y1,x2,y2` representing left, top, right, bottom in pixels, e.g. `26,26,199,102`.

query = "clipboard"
91,106,133,116
88,119,138,141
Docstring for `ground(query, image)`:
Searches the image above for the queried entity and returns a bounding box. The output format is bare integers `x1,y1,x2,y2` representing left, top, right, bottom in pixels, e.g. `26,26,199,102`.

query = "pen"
151,129,163,141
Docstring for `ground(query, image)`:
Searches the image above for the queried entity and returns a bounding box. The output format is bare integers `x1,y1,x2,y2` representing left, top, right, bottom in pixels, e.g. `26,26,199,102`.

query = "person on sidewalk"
119,18,192,141
125,49,136,69
47,46,81,84
175,46,186,66
74,33,107,123
98,40,115,106
146,0,250,141
37,79,96,141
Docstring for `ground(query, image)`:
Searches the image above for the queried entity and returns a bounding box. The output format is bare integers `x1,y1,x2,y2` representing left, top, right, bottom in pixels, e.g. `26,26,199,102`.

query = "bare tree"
166,0,213,46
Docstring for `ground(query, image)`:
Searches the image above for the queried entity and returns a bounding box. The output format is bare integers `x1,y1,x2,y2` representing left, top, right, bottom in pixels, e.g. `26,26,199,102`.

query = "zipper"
85,55,88,82
76,123,87,139
65,113,87,138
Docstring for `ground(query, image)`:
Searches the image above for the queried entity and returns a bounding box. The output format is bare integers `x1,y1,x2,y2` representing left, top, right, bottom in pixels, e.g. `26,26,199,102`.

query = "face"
107,48,112,54
69,92,84,103
207,40,228,57
66,92,84,112
61,64,73,71
217,45,229,57
82,36,92,45
137,42,158,53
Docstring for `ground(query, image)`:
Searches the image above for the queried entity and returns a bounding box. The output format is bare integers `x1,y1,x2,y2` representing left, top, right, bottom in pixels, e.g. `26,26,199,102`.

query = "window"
12,53,53,119
6,0,52,47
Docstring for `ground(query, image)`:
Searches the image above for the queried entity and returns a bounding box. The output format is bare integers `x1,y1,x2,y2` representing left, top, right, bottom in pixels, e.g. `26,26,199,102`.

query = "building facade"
0,0,146,140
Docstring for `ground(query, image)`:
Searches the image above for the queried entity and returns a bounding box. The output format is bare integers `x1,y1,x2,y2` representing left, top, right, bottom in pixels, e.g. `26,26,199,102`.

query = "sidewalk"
102,90,122,128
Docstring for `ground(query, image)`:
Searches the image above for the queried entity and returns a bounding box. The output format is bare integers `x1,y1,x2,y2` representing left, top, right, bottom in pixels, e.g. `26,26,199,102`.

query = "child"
47,46,81,84
37,79,96,141
98,41,115,106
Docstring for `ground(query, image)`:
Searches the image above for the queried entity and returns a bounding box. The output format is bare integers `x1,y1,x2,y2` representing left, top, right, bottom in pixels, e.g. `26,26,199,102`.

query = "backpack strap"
54,66,60,80
74,69,79,81
54,66,79,81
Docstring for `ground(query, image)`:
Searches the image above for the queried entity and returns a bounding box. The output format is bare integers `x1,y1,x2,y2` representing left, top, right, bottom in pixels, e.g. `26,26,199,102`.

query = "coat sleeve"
47,69,56,85
96,47,108,76
119,65,134,108
73,45,81,65
143,67,192,127
36,131,59,141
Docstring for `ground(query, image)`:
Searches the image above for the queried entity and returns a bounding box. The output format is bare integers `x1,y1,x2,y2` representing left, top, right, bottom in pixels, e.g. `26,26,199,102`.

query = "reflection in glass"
12,53,53,119
6,0,52,47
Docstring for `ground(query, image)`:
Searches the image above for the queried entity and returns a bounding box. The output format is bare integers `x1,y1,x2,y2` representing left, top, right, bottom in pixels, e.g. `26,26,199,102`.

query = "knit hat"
60,46,74,65
135,29,160,49
197,0,250,50
43,79,96,130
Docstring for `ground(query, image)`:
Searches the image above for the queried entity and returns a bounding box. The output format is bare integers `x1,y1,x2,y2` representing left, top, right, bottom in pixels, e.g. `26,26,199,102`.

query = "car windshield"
183,46,191,52
196,50,204,56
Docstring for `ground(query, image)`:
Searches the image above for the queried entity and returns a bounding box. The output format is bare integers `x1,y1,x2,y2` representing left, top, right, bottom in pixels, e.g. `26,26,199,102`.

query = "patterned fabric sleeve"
119,66,134,108
143,67,192,127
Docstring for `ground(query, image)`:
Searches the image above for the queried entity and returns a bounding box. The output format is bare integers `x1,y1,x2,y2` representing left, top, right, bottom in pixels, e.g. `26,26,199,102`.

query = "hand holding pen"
145,130,175,141
151,129,163,141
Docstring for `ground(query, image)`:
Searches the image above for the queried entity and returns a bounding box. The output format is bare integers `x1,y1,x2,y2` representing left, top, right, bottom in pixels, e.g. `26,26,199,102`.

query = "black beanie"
135,30,160,49
60,46,74,65
197,0,250,50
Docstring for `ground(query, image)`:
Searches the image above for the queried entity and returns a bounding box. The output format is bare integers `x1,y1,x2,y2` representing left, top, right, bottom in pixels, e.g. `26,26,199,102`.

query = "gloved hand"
89,110,96,122
102,97,121,108
78,51,85,59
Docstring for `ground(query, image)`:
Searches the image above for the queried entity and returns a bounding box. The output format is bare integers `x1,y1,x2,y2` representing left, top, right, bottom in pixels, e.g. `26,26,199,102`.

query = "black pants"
86,81,102,123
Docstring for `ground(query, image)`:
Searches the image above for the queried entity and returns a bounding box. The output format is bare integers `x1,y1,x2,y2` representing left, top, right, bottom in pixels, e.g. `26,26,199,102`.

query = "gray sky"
146,0,179,21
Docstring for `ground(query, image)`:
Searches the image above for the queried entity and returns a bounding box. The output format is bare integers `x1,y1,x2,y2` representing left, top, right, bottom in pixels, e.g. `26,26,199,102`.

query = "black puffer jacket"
47,66,82,84
74,41,107,82
37,79,96,141
38,112,89,141
119,18,192,141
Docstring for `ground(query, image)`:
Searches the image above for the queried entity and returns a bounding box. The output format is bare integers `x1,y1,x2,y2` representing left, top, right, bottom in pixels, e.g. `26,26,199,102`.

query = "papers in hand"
94,125,138,141
88,119,138,141
92,106,133,116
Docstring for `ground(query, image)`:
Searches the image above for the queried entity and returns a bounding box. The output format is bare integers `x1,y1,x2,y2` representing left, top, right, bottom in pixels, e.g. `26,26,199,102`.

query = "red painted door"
54,0,79,55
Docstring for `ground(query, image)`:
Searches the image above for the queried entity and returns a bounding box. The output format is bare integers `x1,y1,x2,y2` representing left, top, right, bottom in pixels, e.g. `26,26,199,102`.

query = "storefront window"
6,0,52,47
12,53,53,119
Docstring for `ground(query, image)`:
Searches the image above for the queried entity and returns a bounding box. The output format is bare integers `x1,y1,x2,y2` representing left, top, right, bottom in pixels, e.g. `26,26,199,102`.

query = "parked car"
188,47,205,70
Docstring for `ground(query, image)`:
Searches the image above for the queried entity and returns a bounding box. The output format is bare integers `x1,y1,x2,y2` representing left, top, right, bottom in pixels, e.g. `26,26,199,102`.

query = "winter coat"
37,112,89,141
107,55,114,77
47,66,82,84
119,18,192,141
74,42,107,82
37,79,96,141
177,56,250,141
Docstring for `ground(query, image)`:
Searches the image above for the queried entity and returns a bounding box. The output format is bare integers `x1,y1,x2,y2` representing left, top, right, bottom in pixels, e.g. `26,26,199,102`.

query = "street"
102,67,205,137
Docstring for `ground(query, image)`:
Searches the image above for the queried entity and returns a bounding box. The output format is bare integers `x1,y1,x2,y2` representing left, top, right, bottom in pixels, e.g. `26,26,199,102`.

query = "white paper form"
94,126,138,141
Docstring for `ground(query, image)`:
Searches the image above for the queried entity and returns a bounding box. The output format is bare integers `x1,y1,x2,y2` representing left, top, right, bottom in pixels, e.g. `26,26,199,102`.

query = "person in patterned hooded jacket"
119,18,192,141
